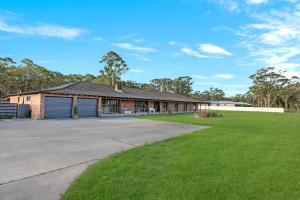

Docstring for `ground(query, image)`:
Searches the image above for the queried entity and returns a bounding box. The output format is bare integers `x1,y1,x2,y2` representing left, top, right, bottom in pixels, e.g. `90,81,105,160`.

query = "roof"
200,100,251,105
24,82,199,102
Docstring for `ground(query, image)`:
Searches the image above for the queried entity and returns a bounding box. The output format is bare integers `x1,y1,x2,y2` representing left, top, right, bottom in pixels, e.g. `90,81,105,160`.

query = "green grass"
61,112,300,200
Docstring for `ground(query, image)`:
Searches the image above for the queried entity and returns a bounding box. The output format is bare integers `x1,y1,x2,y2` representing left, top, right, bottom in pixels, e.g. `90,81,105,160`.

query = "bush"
73,105,78,116
195,111,223,119
0,115,14,119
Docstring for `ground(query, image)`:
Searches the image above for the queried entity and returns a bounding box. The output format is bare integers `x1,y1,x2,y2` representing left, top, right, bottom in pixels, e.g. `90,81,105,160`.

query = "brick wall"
120,100,135,113
178,103,184,112
168,102,174,112
9,94,42,119
148,101,154,109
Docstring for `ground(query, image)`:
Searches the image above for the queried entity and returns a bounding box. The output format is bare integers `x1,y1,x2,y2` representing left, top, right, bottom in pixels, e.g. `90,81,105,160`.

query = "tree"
193,91,210,101
123,80,141,88
230,93,252,104
0,56,98,98
249,67,289,107
0,57,16,96
208,87,225,100
99,51,128,85
279,76,300,110
150,78,174,93
192,88,225,101
174,76,193,95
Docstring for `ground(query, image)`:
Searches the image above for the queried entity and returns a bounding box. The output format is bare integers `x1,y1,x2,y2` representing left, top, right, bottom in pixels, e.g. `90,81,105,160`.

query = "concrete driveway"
0,117,206,200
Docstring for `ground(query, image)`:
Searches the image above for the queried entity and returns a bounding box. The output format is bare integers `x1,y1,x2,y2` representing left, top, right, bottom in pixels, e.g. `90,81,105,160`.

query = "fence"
207,106,284,113
18,104,30,118
0,103,30,118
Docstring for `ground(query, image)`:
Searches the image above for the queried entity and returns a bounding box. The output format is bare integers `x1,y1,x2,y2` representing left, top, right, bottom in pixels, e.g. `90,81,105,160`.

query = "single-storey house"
5,82,201,119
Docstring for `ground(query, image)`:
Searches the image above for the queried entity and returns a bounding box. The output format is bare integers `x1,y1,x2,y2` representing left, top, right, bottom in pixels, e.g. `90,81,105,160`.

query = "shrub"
73,105,78,116
195,111,223,119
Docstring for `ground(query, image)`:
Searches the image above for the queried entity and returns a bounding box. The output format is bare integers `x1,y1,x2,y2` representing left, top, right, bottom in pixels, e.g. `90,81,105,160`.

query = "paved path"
0,117,206,200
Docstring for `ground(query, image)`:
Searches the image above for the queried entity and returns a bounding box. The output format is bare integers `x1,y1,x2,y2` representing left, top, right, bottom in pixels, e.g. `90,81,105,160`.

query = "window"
102,99,120,113
26,96,31,101
162,102,168,112
135,101,148,113
174,103,178,112
184,103,188,112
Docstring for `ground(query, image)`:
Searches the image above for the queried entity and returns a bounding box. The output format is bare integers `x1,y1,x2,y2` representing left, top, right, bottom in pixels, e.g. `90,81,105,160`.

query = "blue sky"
1,0,300,96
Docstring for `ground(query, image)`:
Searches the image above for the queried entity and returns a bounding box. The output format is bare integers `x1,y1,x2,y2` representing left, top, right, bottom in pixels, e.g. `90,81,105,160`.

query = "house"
5,82,200,119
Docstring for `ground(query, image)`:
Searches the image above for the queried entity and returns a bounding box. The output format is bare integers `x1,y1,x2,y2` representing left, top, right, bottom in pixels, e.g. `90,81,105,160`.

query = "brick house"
6,82,200,119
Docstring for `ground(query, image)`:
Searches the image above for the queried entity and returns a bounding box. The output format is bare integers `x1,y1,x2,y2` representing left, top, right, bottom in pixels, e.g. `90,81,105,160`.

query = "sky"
1,0,300,96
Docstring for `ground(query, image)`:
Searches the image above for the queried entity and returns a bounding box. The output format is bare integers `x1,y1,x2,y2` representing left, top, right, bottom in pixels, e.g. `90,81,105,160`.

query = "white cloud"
246,0,268,5
132,38,145,43
198,43,231,56
180,47,209,58
118,32,146,44
173,43,230,59
217,0,240,12
128,53,150,61
214,73,236,79
283,70,300,78
168,41,177,45
237,3,300,76
118,32,142,40
129,68,144,73
168,41,187,46
113,42,156,53
0,20,86,39
93,37,103,41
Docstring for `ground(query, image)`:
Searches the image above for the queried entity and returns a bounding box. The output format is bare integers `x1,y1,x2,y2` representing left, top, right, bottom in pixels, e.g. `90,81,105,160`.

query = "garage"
77,98,98,117
44,96,73,119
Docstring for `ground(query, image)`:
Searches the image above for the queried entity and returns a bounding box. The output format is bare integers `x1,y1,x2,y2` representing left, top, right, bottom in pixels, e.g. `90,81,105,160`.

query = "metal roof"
38,82,200,102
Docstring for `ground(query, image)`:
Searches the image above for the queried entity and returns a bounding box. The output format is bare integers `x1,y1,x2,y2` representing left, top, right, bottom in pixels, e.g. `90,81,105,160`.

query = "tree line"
232,67,300,111
0,51,198,98
1,51,300,111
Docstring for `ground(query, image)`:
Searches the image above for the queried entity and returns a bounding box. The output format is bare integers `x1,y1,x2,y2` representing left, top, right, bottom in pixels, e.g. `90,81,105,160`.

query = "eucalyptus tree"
174,76,193,95
150,78,174,93
0,57,16,96
192,88,225,101
249,67,289,107
99,51,128,85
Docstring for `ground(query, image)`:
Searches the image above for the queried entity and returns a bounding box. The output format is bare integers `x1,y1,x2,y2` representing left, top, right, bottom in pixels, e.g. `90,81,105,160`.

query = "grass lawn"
61,111,300,200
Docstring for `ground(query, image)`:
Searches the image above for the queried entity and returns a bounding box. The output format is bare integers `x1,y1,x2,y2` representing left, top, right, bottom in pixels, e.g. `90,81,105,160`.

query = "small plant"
0,115,14,119
73,105,78,119
195,111,223,119
26,110,32,118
